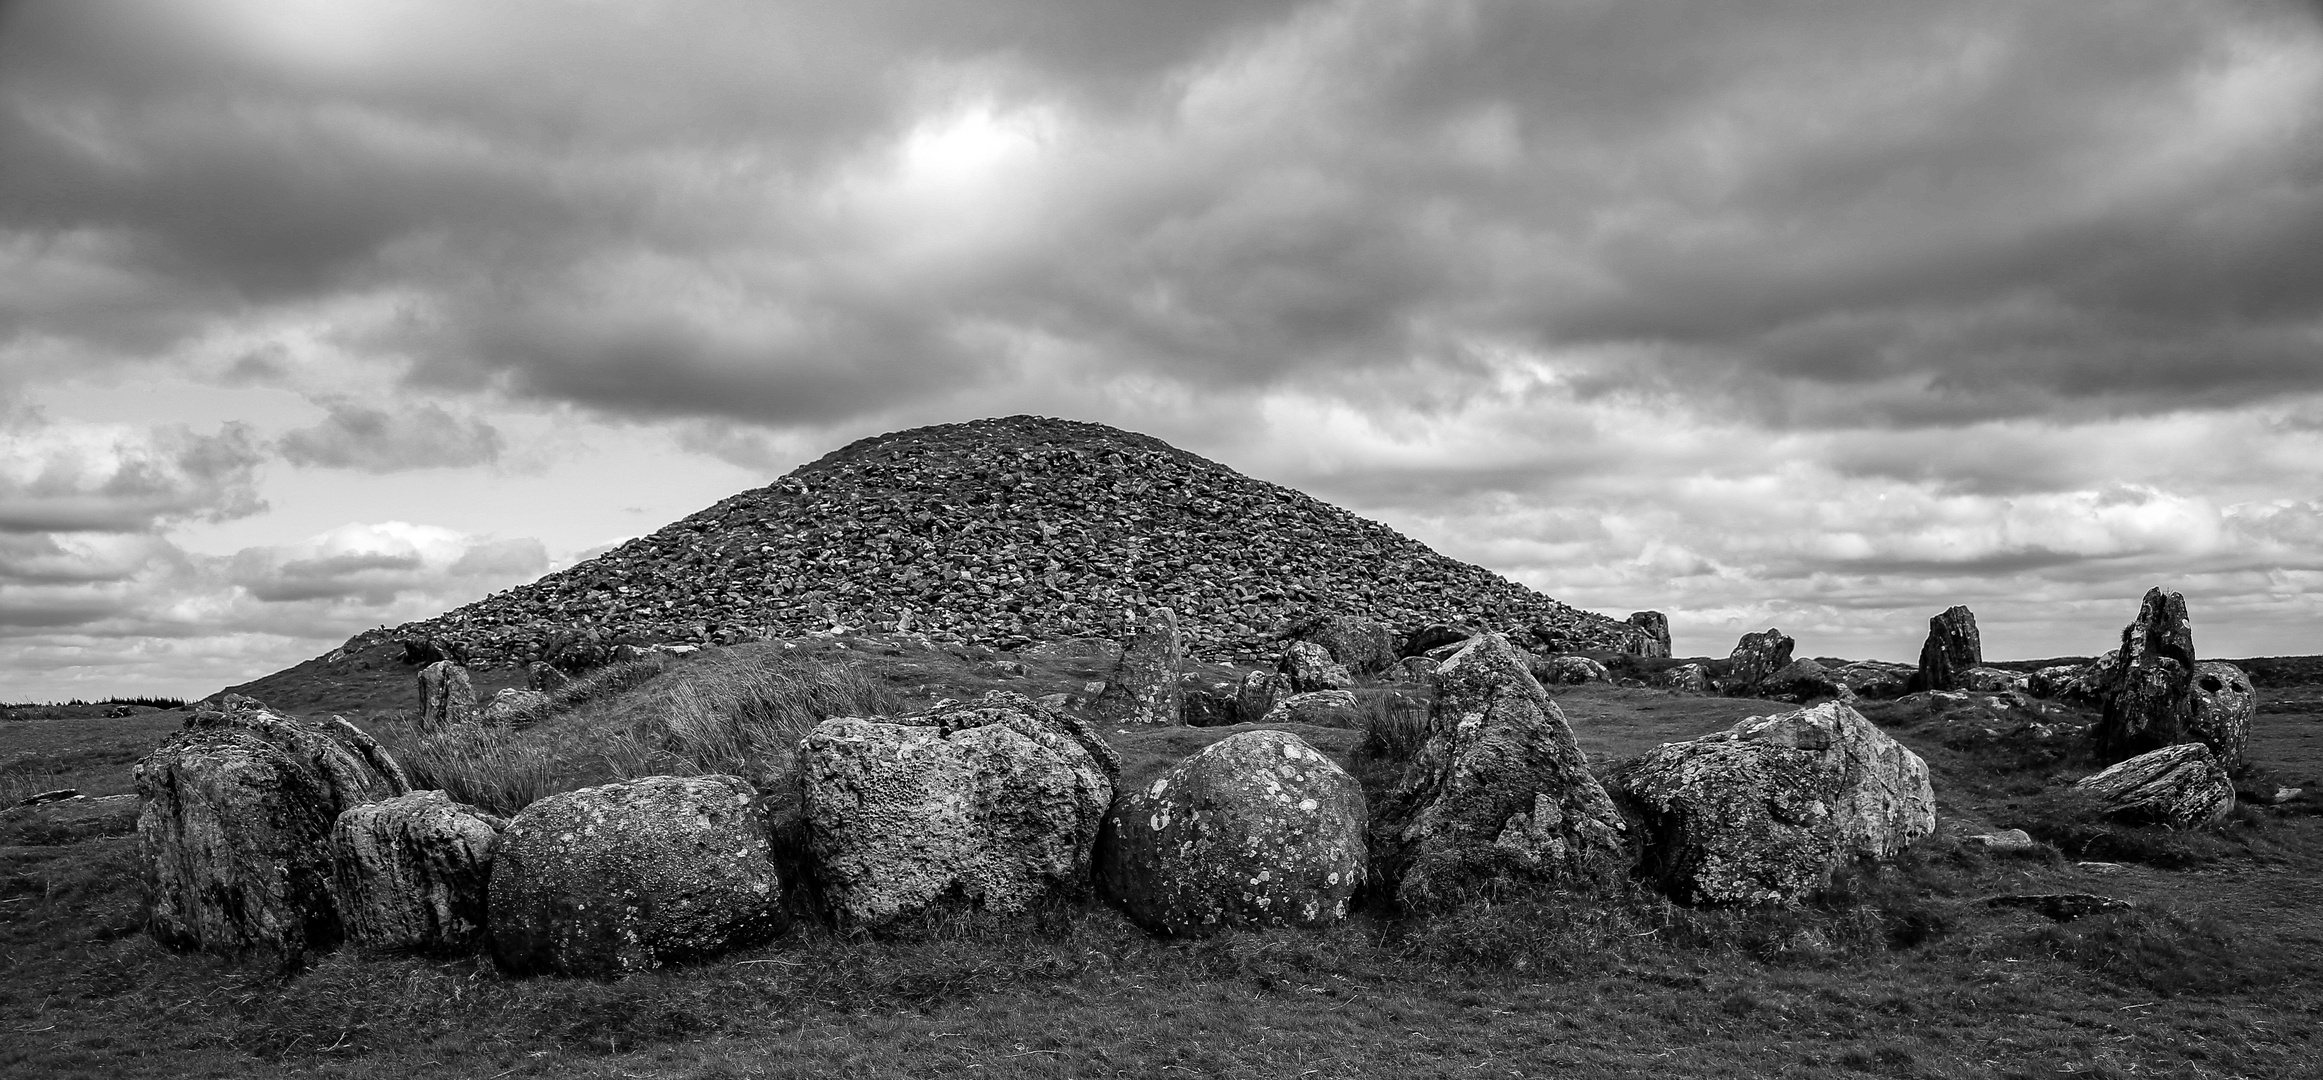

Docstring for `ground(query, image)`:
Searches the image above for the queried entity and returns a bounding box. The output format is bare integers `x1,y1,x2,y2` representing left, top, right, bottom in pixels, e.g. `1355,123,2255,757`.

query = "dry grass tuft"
598,651,900,790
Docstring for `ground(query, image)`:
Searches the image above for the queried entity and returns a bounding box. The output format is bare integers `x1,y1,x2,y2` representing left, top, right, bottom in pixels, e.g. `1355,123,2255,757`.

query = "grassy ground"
4,642,2320,1078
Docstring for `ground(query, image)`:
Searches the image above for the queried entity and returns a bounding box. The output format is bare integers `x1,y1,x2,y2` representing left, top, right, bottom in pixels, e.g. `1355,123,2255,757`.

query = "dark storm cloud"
276,399,503,471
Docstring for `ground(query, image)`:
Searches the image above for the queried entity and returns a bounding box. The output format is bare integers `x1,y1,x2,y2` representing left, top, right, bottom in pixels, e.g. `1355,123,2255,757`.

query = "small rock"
481,688,550,727
9,788,81,809
1535,655,1609,685
1280,641,1355,693
1258,689,1366,728
1963,828,2038,853
2076,861,2128,874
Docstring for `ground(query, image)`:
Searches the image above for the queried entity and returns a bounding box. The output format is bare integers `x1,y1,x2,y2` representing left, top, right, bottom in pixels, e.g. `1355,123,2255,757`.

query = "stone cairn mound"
363,416,1647,667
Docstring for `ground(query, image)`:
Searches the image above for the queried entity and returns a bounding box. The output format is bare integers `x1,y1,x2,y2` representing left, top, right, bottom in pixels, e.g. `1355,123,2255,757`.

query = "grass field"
4,639,2319,1078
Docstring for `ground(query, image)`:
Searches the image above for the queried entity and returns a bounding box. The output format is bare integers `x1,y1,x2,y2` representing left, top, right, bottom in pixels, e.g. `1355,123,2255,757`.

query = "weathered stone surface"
2093,589,2197,764
417,661,478,731
1656,663,1711,693
1624,611,1672,658
1096,730,1366,935
1371,634,1628,909
1279,641,1355,693
1234,670,1295,725
482,688,550,726
1535,655,1609,685
1908,606,1983,693
331,791,504,953
1092,607,1184,726
1833,661,1914,700
1181,686,1239,728
1964,827,2038,853
2075,743,2234,829
1756,659,1853,704
526,661,571,693
2186,661,2254,773
1283,612,1398,677
1397,656,1440,682
488,775,785,976
1959,667,2026,693
134,696,408,962
800,692,1117,927
1723,629,1795,693
1258,690,1365,728
1608,702,1936,907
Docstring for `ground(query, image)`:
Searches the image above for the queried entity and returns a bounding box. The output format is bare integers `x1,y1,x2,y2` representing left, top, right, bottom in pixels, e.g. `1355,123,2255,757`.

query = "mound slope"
372,416,1643,663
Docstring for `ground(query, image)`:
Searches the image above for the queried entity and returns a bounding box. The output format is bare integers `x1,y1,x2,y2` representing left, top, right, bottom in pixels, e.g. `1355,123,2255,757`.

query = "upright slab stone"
1723,629,1795,694
331,790,504,954
1625,611,1673,658
488,775,786,976
417,660,479,731
800,693,1118,926
135,696,408,962
1092,607,1184,725
1370,633,1628,909
1608,702,1935,906
1096,729,1367,935
2093,589,2196,764
1908,606,1982,693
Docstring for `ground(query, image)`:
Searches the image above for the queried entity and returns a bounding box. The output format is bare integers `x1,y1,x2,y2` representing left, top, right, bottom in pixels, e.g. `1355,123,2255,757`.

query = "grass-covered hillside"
5,638,2321,1079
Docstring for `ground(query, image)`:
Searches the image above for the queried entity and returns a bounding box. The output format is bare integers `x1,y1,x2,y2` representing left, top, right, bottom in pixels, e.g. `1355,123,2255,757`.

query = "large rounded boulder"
1608,702,1936,907
1280,641,1356,693
2075,743,2235,829
1370,633,1629,909
331,790,504,954
488,775,786,977
1095,730,1366,935
800,692,1118,927
134,696,408,962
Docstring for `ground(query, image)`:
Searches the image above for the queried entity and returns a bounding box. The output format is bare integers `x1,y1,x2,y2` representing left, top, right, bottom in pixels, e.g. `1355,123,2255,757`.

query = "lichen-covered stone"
1833,661,1913,700
1909,606,1982,693
1092,607,1184,725
1283,612,1399,676
1536,655,1609,685
1608,702,1936,907
1960,667,2027,693
1370,633,1628,909
488,775,785,977
1723,629,1795,693
1280,641,1355,693
1257,689,1364,728
1096,729,1366,935
800,692,1116,926
331,790,504,954
1656,663,1711,693
482,688,550,726
2075,743,2234,829
1624,611,1672,658
1235,670,1295,723
1756,659,1853,704
417,661,479,731
2186,661,2254,773
134,696,407,962
2093,589,2197,764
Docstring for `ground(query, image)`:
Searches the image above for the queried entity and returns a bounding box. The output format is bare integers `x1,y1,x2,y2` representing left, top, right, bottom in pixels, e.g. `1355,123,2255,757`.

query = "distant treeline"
0,695,189,710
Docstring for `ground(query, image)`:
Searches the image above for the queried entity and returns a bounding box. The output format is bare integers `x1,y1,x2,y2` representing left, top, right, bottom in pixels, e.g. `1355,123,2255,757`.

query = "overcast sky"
4,0,2321,701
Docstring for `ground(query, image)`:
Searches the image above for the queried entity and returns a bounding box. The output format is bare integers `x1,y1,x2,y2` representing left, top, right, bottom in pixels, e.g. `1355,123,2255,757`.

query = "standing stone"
1723,629,1795,693
1095,730,1367,936
1624,611,1673,658
1608,702,1936,906
331,791,504,954
135,696,407,962
1280,641,1356,693
2186,661,2255,773
1092,607,1184,725
799,693,1118,927
2075,743,2234,829
1370,633,1629,910
1283,612,1400,676
488,775,786,976
1908,606,1983,693
1234,670,1296,725
417,660,479,731
2093,589,2196,765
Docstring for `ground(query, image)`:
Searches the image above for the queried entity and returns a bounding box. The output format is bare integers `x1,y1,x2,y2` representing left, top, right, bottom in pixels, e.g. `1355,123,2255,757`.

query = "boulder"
1723,629,1795,693
481,688,550,727
1908,606,1982,693
1960,667,2027,693
1756,659,1853,704
1091,608,1184,725
331,791,504,954
1283,612,1399,677
1258,690,1366,728
1832,660,1913,700
1399,623,1474,658
1624,611,1672,658
2026,660,2105,703
1535,655,1609,685
1095,729,1367,935
488,775,786,976
1279,641,1355,693
2093,589,2197,764
1234,670,1295,725
1370,634,1629,909
2185,661,2254,773
1656,663,1711,693
1607,702,1936,907
799,693,1117,927
417,661,479,731
2074,743,2234,829
134,696,408,962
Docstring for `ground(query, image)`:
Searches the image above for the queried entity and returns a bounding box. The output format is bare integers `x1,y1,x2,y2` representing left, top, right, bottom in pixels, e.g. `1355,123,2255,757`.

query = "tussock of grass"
598,651,899,789
546,652,680,710
1356,690,1430,764
377,721,557,817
